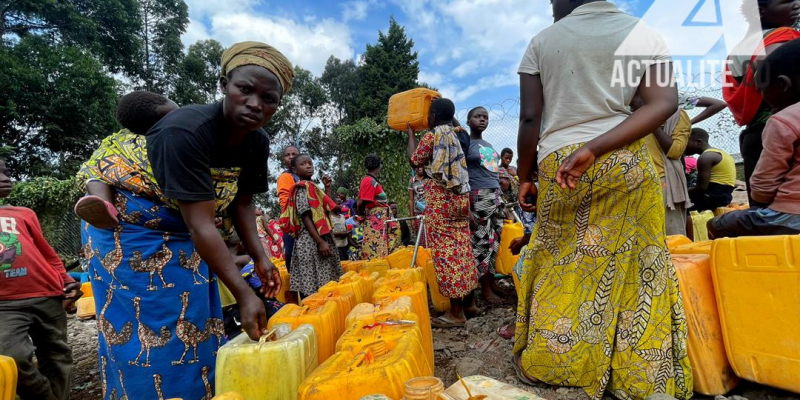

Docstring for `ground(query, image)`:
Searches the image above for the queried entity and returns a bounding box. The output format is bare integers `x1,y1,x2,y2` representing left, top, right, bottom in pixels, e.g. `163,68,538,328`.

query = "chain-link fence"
43,211,84,271
456,80,742,166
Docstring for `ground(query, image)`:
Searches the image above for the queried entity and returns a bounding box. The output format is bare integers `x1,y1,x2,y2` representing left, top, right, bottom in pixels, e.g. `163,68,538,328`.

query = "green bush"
1,178,83,268
336,117,414,216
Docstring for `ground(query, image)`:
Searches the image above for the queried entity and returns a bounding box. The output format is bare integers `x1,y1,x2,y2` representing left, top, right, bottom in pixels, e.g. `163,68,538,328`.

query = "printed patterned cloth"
289,187,343,295
513,141,692,400
266,220,285,260
279,181,337,239
76,130,241,215
82,190,224,400
469,188,503,276
412,132,478,298
362,207,389,260
426,124,471,195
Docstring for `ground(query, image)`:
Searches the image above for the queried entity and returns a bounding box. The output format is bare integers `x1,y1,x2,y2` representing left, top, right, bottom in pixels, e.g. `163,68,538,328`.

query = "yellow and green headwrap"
221,41,294,95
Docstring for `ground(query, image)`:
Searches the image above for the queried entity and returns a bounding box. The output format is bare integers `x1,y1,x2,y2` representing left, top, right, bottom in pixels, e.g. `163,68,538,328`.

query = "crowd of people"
1,0,799,399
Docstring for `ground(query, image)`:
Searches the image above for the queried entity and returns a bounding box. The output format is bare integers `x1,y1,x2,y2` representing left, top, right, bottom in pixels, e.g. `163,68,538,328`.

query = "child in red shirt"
0,159,81,400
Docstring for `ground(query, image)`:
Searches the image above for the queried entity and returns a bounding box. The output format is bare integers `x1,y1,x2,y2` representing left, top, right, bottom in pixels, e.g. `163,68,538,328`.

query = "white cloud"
341,0,373,22
182,18,210,46
452,59,479,78
418,70,444,87
183,0,258,18
198,13,354,76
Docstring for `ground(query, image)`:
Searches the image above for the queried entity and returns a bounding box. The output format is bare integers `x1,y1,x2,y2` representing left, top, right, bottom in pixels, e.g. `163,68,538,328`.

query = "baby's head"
117,91,179,135
756,38,800,112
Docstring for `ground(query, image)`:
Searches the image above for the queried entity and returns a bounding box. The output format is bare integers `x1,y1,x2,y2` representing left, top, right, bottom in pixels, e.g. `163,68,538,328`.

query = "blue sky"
182,0,750,154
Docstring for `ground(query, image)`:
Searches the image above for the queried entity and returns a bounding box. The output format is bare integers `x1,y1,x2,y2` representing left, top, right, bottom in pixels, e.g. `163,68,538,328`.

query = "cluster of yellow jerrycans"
668,233,800,395
215,260,436,400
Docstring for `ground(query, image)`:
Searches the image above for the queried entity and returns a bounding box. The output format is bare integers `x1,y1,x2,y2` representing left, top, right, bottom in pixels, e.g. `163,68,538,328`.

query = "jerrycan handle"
258,328,278,343
347,350,373,371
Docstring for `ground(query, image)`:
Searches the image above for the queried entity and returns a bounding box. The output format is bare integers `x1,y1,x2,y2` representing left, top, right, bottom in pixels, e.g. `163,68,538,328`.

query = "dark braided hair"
364,154,382,171
429,98,456,122
116,91,171,135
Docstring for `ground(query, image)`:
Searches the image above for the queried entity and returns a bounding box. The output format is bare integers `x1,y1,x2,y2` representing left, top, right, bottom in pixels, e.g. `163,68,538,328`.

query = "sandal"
497,324,515,340
511,354,540,386
431,315,466,328
74,195,119,229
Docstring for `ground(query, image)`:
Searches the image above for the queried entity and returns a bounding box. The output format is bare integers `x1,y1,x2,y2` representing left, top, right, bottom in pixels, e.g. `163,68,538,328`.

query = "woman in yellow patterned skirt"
513,1,692,399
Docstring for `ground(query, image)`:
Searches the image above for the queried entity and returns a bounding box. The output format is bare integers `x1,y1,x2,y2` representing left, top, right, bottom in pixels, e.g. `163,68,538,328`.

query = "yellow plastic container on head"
387,88,441,132
275,265,291,303
443,375,544,399
364,259,390,277
76,296,96,320
345,296,415,326
215,323,318,400
335,272,373,304
666,235,693,251
495,221,524,275
384,268,426,286
0,355,17,400
373,281,433,369
298,336,431,400
671,240,713,255
302,290,356,328
711,236,800,393
267,302,342,365
423,260,450,312
386,247,414,270
673,254,739,395
690,210,715,242
341,261,366,274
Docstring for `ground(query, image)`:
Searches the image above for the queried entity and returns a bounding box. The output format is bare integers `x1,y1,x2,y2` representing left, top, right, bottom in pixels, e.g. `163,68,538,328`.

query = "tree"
354,17,420,121
0,0,143,75
0,36,118,179
173,39,225,106
135,0,189,94
320,55,360,124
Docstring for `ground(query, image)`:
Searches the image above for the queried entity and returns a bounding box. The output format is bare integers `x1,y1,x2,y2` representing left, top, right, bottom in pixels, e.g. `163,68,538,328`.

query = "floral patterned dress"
411,131,479,298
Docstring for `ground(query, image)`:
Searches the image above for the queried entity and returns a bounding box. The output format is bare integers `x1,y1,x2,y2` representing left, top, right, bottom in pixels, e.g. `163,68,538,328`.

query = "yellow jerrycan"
383,268,426,286
671,240,713,255
666,235,692,251
423,260,450,313
0,355,17,400
267,302,341,365
302,290,356,328
298,337,431,400
673,254,738,395
332,272,373,304
215,324,318,400
372,280,433,369
341,260,365,274
386,247,414,270
345,296,414,326
275,265,291,303
496,221,524,275
443,375,544,399
711,236,800,393
363,258,390,277
387,88,441,131
336,317,432,376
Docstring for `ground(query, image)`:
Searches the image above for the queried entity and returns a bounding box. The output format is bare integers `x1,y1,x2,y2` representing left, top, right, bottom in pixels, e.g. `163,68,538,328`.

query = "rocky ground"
68,278,799,400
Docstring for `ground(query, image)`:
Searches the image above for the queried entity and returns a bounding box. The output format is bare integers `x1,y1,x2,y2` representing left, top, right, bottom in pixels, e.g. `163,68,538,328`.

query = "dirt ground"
67,278,799,400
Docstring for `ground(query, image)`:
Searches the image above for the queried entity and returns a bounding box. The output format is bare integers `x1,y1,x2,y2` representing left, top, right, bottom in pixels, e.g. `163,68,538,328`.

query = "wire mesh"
456,81,742,165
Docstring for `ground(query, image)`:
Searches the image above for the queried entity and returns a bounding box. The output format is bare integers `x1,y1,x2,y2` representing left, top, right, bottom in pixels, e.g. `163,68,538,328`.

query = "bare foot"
482,289,504,305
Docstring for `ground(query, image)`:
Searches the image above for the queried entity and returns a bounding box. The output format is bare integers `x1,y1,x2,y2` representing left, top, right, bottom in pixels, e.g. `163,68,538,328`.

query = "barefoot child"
0,159,82,400
74,91,178,228
279,154,343,297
